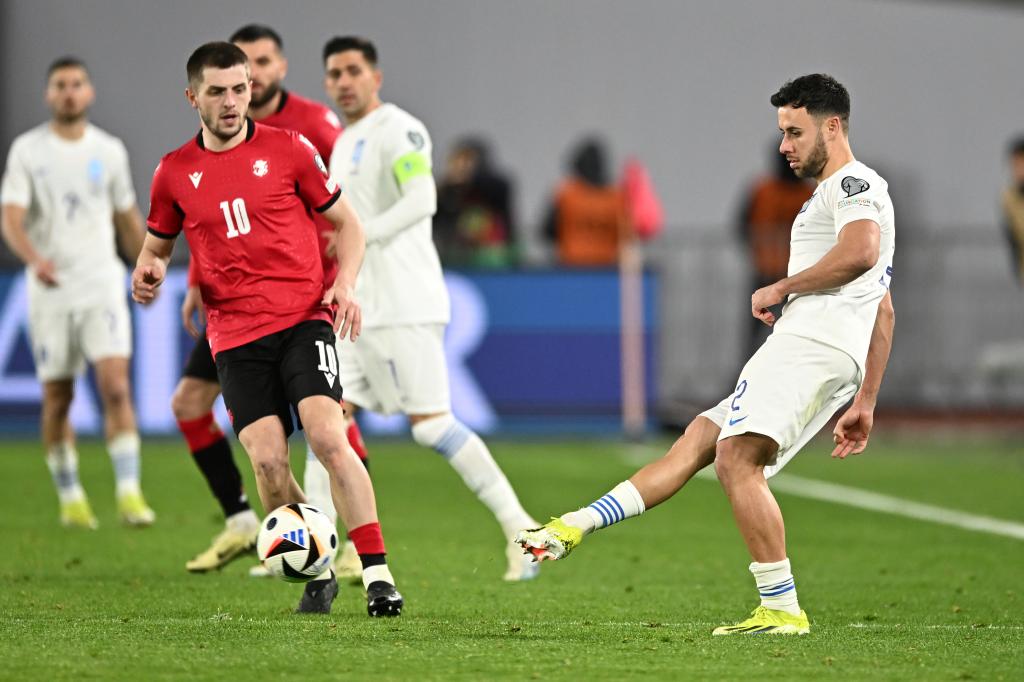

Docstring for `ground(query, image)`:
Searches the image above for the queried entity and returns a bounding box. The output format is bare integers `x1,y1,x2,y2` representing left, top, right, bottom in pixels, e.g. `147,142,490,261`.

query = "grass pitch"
1,434,1022,680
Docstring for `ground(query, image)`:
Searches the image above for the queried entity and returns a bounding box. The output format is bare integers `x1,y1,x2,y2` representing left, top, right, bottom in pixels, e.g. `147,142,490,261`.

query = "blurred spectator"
1002,136,1024,284
434,137,517,268
543,136,628,266
737,148,814,355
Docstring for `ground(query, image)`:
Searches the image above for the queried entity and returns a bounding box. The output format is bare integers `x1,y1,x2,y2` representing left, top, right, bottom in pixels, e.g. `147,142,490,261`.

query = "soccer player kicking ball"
318,36,540,582
518,74,896,635
132,42,401,617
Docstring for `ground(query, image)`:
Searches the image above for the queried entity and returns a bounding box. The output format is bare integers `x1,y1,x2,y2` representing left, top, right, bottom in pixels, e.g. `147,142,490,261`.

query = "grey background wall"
2,0,1023,413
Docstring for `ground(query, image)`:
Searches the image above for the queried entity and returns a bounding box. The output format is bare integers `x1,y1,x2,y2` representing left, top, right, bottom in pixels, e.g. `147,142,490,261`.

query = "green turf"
1,435,1021,680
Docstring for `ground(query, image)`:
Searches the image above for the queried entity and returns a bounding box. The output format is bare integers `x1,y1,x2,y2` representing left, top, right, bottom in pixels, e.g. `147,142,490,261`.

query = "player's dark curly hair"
322,36,377,66
230,24,283,50
186,41,248,88
47,56,88,80
771,74,850,132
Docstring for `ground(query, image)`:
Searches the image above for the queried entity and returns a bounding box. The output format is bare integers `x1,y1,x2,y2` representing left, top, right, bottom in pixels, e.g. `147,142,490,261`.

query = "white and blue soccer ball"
257,503,338,583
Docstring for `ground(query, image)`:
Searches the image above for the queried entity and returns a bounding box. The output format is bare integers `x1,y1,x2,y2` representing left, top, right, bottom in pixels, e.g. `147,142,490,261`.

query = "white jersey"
773,159,895,376
0,122,136,311
330,103,449,327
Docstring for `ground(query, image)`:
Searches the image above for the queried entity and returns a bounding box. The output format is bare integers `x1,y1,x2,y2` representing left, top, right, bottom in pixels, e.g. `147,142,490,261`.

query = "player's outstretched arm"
751,219,880,325
131,233,174,305
321,194,365,341
832,290,894,458
113,206,146,262
1,203,58,286
362,175,437,244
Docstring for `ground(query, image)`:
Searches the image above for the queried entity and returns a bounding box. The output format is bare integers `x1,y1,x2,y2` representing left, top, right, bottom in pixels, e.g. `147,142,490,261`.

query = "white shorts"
337,324,451,416
700,333,859,477
28,298,133,382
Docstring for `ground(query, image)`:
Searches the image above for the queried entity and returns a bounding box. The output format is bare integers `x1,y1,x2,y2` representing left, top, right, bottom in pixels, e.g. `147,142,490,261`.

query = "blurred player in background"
320,36,539,581
518,74,896,635
0,57,155,529
175,25,368,579
135,42,402,616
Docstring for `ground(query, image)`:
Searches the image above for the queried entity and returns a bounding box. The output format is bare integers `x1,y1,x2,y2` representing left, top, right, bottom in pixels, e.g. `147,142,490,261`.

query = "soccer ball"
257,503,338,583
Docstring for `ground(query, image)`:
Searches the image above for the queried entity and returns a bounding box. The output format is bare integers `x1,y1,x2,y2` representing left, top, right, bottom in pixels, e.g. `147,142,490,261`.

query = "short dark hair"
186,41,248,88
770,74,851,132
230,24,283,50
1010,136,1024,157
322,36,377,66
47,55,88,80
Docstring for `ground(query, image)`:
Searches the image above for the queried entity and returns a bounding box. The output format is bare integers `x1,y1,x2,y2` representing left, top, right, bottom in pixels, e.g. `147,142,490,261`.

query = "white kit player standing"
0,57,155,529
314,36,539,581
518,74,896,636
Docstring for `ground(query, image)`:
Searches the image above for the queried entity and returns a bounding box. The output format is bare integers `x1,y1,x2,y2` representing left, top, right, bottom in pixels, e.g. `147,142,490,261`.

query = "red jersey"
148,120,342,354
188,91,343,287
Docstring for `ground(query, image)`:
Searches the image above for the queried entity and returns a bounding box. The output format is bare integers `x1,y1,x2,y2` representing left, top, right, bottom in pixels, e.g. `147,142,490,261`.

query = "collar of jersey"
194,118,256,151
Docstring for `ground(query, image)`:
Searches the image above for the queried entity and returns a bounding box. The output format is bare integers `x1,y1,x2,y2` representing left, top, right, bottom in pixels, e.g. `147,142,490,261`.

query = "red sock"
348,521,386,555
177,412,223,453
346,419,369,463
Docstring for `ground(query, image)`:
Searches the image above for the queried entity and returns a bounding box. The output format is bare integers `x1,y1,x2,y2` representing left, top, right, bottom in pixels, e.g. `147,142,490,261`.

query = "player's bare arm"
832,290,894,458
180,285,205,339
131,233,175,305
320,193,365,340
113,206,146,261
1,203,58,286
752,218,880,325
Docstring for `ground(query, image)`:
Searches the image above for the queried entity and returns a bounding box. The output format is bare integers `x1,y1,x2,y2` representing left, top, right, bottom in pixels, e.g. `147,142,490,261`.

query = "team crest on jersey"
841,176,870,197
252,159,269,177
407,130,424,150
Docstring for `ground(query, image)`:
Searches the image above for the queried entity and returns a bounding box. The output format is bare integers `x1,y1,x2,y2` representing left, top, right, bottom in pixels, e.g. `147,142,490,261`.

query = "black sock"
192,437,250,518
359,553,387,569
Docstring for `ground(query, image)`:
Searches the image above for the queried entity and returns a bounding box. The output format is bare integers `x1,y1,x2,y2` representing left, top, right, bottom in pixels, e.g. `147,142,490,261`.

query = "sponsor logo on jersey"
350,139,365,172
407,130,424,150
841,176,870,197
728,415,748,427
252,159,269,177
188,171,203,189
87,158,104,195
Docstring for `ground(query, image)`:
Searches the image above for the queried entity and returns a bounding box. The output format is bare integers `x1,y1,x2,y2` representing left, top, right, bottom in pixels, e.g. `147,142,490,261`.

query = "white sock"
46,442,85,504
226,509,260,533
362,563,395,589
107,432,141,497
411,414,534,536
303,445,337,523
566,480,645,533
751,558,801,616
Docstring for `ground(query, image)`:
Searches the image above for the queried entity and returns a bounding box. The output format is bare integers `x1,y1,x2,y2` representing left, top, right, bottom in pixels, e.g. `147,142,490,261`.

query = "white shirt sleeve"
832,172,884,235
109,139,137,212
0,140,32,208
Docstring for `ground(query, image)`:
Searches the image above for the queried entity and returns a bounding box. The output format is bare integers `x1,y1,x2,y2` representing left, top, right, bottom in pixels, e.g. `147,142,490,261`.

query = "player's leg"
30,307,96,528
92,356,154,526
516,415,719,561
173,335,260,571
284,321,401,616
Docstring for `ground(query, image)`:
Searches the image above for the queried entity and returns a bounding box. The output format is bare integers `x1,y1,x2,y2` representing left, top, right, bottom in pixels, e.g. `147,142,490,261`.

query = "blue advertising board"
0,269,656,436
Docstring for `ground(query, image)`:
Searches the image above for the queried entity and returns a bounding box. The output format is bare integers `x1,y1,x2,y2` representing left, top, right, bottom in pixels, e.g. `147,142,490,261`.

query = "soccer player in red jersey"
133,41,402,617
174,25,367,579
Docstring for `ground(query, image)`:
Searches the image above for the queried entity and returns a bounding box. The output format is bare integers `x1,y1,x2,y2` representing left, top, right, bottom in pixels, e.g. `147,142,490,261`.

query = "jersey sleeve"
306,107,343,162
832,172,884,235
145,160,183,239
110,139,137,212
0,140,32,208
383,117,433,190
291,132,341,213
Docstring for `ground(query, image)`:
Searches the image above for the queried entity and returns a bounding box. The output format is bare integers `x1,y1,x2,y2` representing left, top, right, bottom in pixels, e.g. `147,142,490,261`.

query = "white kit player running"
317,36,539,581
0,57,155,529
518,74,896,635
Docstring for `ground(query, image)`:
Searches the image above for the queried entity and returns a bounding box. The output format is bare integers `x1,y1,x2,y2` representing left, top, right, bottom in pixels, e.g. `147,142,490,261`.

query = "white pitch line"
766,473,1024,541
618,447,1024,541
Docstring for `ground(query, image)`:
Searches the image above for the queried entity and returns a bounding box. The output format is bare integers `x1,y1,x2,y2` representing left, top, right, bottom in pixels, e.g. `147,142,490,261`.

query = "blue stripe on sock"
762,578,793,591
593,498,618,524
588,502,611,527
757,577,794,593
434,422,471,459
604,494,626,522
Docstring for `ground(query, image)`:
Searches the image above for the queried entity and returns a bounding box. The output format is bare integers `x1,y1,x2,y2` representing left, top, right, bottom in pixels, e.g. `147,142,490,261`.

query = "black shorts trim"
214,320,343,437
315,190,342,214
182,331,219,383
